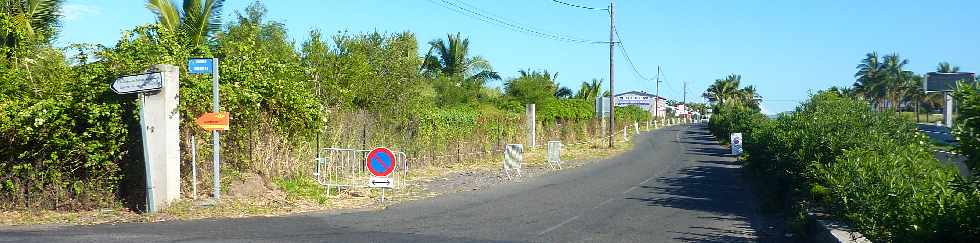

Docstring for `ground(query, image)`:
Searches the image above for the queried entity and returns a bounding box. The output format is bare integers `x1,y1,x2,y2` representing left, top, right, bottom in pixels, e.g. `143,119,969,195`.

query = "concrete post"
944,92,954,127
527,104,536,148
143,64,181,211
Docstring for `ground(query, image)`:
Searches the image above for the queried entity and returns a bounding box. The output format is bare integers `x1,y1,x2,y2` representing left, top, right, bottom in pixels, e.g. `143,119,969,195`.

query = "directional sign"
111,72,163,94
368,176,393,188
188,58,215,74
366,147,396,177
196,112,230,131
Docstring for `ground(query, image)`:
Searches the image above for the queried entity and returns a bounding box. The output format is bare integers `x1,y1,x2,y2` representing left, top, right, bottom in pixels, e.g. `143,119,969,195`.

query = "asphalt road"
1,124,781,242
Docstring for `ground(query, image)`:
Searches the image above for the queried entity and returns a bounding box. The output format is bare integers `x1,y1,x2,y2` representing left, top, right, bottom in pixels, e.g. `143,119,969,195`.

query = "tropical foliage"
702,74,760,109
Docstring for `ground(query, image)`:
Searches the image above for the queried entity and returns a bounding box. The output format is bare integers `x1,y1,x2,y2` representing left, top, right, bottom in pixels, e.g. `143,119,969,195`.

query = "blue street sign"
188,58,214,74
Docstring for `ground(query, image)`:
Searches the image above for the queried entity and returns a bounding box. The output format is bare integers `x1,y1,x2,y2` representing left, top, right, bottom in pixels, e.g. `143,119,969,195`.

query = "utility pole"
608,0,616,148
654,65,662,120
683,81,687,105
683,81,688,121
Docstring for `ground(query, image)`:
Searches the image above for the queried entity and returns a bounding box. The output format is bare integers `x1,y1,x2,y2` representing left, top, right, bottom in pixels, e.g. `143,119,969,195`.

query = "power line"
614,30,656,81
549,0,608,11
427,0,605,44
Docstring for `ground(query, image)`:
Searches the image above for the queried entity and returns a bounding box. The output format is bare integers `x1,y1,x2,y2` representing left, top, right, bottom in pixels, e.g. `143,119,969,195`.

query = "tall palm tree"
0,0,64,52
881,53,911,110
854,52,885,110
146,0,225,53
937,62,961,73
422,32,500,88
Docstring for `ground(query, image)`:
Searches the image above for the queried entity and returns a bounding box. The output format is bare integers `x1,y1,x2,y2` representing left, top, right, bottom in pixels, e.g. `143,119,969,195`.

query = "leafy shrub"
951,83,980,172
718,91,980,242
812,143,974,242
614,105,651,123
707,102,766,144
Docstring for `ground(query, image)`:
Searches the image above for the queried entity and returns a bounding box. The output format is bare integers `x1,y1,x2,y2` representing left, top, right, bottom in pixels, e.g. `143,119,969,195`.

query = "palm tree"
739,85,761,108
881,53,911,110
0,0,64,53
422,32,500,88
702,74,741,104
854,52,885,110
146,0,225,53
575,78,602,100
937,62,961,73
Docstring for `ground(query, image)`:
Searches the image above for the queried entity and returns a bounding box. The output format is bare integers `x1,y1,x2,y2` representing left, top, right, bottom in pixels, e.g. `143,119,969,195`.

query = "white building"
596,91,668,117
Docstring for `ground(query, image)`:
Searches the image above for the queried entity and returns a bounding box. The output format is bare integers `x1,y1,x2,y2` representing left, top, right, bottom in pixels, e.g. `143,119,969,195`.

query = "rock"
227,173,269,199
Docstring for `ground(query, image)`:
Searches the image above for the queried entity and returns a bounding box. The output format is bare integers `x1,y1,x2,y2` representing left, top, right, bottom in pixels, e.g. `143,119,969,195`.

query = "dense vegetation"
704,64,980,241
1,1,666,210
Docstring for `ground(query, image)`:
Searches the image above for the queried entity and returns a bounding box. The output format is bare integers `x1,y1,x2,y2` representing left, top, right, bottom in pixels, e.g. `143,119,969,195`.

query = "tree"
702,74,760,110
146,0,225,54
0,0,65,59
575,78,602,100
422,32,500,87
880,53,912,110
554,87,573,99
937,62,961,73
504,69,558,106
854,52,886,110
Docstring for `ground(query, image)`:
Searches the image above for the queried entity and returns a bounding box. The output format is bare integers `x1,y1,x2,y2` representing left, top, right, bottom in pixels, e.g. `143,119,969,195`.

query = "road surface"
1,124,781,242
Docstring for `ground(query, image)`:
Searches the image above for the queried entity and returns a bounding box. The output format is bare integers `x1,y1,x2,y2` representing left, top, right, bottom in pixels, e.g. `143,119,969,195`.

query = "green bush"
951,83,980,172
614,105,651,123
715,91,980,242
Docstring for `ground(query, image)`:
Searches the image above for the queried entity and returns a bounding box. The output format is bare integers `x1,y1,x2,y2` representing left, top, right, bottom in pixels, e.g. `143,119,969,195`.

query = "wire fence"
311,116,690,195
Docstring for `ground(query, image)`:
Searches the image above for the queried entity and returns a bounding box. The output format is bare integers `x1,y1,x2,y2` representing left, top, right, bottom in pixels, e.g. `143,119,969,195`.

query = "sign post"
366,147,397,204
112,65,180,213
188,58,223,200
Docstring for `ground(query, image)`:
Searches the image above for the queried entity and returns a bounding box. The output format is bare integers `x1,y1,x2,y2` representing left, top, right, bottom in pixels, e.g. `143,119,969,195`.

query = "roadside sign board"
368,176,393,188
188,58,215,74
111,72,163,94
366,147,396,177
196,112,230,131
925,72,976,92
731,133,743,156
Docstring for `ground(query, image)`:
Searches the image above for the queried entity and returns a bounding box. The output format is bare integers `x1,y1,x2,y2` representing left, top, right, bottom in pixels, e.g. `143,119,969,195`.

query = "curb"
807,214,871,243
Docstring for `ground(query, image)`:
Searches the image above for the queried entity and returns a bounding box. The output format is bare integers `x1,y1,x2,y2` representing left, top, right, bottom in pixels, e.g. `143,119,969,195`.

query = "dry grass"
0,123,676,226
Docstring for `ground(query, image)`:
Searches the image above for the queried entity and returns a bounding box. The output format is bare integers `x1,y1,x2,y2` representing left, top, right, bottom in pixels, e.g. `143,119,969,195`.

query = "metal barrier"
547,141,562,170
314,148,408,195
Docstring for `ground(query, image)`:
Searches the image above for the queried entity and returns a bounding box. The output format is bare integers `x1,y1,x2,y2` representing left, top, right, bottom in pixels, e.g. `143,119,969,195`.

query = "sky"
57,0,980,114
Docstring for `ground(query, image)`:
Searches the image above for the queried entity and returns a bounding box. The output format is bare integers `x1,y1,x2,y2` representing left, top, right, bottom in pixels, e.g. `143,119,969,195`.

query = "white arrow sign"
368,177,393,188
112,72,163,94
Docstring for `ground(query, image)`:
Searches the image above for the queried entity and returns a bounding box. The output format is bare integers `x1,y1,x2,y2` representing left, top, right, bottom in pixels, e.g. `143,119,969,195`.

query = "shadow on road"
625,163,782,242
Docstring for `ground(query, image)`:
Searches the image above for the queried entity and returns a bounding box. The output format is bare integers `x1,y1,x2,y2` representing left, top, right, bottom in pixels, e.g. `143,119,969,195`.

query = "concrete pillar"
527,104,536,148
944,92,954,127
143,64,181,211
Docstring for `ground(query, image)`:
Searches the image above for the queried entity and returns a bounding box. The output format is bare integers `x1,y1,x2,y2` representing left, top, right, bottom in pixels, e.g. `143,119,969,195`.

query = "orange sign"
196,112,230,131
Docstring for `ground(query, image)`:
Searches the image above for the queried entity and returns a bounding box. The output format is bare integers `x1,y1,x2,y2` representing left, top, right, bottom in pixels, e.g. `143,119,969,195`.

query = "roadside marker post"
731,133,743,156
366,147,397,204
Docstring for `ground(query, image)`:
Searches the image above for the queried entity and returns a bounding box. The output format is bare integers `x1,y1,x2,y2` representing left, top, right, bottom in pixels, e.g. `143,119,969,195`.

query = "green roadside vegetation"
705,72,980,241
1,0,684,219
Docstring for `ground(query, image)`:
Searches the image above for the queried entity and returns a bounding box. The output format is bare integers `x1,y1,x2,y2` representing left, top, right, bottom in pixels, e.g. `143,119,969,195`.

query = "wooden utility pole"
608,0,616,148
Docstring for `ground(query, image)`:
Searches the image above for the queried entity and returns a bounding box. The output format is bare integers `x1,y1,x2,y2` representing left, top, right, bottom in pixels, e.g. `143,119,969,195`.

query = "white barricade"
547,141,562,170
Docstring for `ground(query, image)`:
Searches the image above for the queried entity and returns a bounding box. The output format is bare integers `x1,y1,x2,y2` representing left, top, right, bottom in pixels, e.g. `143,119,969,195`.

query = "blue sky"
58,0,980,114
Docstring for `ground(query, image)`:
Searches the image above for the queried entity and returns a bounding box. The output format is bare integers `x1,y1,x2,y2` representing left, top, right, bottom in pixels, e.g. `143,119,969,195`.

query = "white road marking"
640,176,655,185
596,198,615,208
538,215,581,236
622,186,638,194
